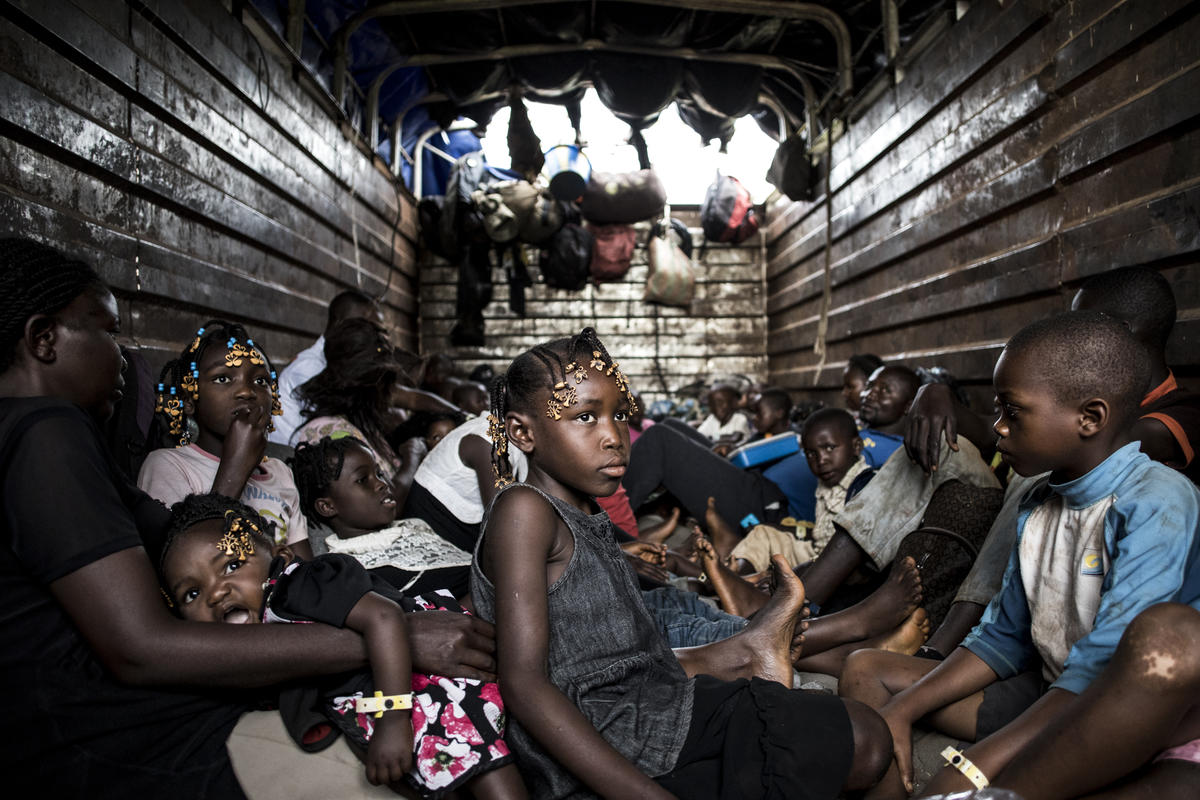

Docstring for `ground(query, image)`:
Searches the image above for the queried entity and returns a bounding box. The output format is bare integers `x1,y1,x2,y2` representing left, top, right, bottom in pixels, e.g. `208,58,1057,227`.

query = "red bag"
589,224,636,282
700,173,759,244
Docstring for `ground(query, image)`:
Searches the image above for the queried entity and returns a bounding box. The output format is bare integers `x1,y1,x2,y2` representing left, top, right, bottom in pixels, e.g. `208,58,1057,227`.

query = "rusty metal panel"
0,0,417,380
766,0,1200,409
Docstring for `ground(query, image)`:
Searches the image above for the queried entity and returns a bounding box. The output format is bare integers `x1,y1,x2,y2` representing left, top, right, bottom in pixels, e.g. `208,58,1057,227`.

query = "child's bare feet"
875,608,931,656
691,527,766,617
641,507,682,545
854,556,924,638
675,553,807,686
704,497,742,560
741,554,806,686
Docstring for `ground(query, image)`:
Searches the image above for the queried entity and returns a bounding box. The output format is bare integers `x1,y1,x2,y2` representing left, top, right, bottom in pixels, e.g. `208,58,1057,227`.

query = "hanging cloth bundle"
628,128,651,171
507,89,544,181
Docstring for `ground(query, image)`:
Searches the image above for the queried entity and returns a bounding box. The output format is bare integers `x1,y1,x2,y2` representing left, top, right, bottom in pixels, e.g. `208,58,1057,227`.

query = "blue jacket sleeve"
960,504,1039,679
1053,470,1200,694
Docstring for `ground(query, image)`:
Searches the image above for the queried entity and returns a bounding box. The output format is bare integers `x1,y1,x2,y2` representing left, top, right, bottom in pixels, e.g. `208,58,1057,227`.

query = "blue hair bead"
169,387,176,395
157,383,164,391
227,337,237,348
197,327,205,335
246,339,254,346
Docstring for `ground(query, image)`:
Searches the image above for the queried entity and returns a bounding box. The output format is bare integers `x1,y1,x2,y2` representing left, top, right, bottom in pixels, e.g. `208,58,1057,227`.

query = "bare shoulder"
482,486,571,576
458,431,490,465
487,485,559,541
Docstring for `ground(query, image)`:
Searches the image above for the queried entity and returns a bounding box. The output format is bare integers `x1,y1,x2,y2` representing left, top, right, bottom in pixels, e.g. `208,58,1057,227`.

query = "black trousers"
624,419,789,529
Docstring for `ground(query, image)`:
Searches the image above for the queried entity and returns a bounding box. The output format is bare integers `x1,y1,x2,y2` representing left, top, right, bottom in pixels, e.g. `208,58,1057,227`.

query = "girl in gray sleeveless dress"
470,330,889,799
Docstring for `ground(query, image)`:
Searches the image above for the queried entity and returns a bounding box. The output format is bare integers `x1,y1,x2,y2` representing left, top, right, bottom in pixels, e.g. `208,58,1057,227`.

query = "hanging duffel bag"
589,224,637,282
581,169,667,225
766,134,814,202
701,173,759,244
541,223,593,291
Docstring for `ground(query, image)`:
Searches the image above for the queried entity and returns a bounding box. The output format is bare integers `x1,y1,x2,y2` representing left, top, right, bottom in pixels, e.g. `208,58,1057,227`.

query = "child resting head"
153,320,282,450
159,493,284,623
801,407,863,487
451,381,489,416
290,436,397,538
994,310,1150,481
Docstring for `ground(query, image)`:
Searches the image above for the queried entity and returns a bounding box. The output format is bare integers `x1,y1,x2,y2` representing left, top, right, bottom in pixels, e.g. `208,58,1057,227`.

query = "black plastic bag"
541,223,593,290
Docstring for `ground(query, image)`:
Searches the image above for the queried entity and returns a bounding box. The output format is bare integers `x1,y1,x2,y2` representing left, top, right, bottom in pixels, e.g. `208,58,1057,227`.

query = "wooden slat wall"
419,208,768,404
766,0,1200,410
0,0,418,375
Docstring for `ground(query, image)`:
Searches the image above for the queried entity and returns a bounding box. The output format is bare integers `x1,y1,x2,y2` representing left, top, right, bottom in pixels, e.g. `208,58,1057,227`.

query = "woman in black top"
0,238,496,798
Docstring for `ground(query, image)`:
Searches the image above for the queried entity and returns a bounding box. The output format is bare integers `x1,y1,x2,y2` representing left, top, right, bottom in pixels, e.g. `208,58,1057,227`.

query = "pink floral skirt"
328,595,512,798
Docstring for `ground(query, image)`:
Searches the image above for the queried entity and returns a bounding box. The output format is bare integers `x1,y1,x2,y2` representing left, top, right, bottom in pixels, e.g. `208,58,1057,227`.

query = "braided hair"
0,238,108,373
153,319,281,446
159,492,276,577
288,435,369,525
487,328,636,487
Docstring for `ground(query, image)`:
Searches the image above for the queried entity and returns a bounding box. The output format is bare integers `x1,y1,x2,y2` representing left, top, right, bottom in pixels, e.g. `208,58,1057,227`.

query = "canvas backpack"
588,224,637,282
644,228,694,307
700,173,759,244
516,187,565,245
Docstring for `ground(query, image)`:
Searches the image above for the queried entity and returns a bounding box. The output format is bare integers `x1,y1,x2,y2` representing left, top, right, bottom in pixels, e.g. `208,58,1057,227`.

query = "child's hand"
621,541,667,566
211,405,269,498
880,703,916,794
397,435,428,467
622,551,670,585
225,405,269,466
364,712,414,786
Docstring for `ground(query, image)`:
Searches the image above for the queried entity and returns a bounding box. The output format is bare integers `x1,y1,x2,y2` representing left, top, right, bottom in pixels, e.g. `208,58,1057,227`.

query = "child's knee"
842,697,893,791
839,648,890,700
1122,603,1200,688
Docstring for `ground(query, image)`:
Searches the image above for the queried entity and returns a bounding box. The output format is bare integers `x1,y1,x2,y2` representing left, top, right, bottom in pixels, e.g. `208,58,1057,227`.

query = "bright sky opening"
478,89,779,205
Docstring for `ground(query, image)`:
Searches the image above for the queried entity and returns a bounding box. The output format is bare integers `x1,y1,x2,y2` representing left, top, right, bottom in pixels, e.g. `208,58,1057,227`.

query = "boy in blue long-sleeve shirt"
839,311,1200,799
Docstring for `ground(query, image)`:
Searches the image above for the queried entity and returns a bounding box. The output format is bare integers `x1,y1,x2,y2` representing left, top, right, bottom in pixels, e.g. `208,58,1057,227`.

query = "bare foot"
854,556,924,638
691,527,767,617
875,608,931,656
741,554,806,686
641,507,682,545
704,497,742,561
674,556,807,686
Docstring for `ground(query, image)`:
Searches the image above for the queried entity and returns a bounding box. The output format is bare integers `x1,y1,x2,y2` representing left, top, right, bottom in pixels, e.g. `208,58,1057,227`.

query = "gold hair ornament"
180,361,200,400
487,413,514,488
546,351,638,419
215,510,258,562
224,338,264,368
155,384,189,446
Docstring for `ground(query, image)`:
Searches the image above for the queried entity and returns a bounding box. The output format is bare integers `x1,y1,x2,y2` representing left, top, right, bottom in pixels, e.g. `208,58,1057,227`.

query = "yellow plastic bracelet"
355,691,413,718
941,746,989,790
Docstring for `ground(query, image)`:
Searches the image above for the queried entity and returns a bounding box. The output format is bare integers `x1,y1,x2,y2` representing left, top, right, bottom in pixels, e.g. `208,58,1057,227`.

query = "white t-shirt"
696,412,752,442
269,336,325,445
138,445,309,546
413,414,528,525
